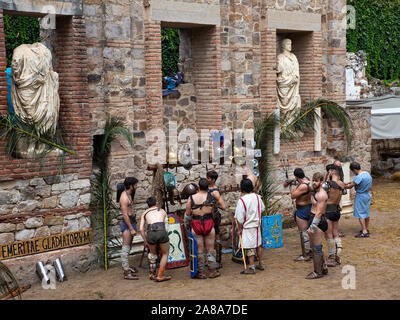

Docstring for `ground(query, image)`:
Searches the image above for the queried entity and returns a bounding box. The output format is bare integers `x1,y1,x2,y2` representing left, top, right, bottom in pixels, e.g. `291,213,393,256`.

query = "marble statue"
276,38,301,121
11,42,61,158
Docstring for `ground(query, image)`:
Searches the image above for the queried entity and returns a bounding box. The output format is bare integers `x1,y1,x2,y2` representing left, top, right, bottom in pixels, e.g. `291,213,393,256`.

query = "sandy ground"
22,178,400,300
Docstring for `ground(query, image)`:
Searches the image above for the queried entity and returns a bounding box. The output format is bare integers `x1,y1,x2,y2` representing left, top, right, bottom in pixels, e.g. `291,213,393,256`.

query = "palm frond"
0,113,76,157
255,99,353,215
90,117,134,270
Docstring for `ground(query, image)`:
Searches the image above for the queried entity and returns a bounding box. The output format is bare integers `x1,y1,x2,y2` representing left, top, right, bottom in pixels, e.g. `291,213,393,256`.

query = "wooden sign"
0,229,92,261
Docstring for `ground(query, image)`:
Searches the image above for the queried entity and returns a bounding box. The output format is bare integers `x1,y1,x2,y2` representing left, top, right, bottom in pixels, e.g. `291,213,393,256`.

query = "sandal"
355,232,369,238
194,272,207,279
359,230,370,235
127,266,138,274
208,269,221,279
294,255,311,262
240,268,256,275
123,271,139,280
149,272,157,281
255,263,265,271
305,271,323,280
156,275,172,282
339,232,345,237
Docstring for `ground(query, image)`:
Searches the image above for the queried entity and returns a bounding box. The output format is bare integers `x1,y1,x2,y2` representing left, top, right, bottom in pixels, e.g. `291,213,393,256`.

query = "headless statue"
11,42,61,158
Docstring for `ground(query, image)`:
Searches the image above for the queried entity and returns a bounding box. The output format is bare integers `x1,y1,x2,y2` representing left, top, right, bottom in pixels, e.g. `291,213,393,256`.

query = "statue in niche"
276,38,301,122
11,42,61,158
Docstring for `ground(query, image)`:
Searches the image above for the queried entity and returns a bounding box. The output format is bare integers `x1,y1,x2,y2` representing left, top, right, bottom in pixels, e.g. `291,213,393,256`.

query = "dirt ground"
22,178,400,300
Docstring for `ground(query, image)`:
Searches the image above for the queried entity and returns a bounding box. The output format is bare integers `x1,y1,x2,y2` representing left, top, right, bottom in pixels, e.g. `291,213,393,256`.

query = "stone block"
0,223,16,232
0,190,21,204
35,185,52,198
43,196,58,209
17,200,39,212
15,229,35,241
29,178,46,187
70,179,91,190
79,194,91,205
0,233,14,244
79,216,91,230
44,216,64,226
34,226,50,238
24,217,44,229
52,183,70,192
49,225,63,235
60,191,80,208
62,219,80,234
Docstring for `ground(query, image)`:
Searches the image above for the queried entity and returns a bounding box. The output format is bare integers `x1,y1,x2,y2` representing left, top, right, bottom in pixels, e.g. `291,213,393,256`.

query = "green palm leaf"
256,100,352,215
90,118,134,270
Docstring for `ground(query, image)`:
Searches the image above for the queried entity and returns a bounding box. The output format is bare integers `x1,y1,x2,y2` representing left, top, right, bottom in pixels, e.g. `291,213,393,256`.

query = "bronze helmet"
181,183,198,199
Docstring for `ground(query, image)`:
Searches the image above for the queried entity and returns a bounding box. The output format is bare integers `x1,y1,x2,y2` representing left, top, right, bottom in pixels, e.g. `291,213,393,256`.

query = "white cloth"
234,193,264,228
242,227,262,249
234,193,264,249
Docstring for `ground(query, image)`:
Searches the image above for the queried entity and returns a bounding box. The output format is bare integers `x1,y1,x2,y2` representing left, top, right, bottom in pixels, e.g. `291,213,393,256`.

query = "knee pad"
148,252,157,264
313,244,323,256
334,238,342,256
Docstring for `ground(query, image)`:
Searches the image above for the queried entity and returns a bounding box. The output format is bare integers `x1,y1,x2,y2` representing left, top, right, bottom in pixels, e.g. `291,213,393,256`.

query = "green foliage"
0,113,75,172
256,101,352,215
4,15,40,67
347,0,400,81
162,28,180,77
90,118,134,270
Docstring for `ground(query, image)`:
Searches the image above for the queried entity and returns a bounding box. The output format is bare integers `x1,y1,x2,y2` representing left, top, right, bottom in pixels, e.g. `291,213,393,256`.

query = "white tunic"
234,193,264,249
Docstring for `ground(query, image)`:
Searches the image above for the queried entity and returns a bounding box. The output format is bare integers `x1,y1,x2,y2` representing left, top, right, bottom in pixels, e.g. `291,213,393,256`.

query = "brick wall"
0,12,91,244
0,14,91,180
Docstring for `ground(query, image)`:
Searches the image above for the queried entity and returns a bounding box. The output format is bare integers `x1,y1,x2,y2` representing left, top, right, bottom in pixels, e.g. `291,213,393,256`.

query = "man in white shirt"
235,179,265,274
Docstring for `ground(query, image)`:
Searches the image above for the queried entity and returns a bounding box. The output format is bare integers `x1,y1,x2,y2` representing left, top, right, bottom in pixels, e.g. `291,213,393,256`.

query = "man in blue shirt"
345,162,373,238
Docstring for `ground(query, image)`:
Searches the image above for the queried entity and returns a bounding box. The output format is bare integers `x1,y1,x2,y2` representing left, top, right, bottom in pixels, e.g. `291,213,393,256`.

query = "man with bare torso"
206,170,226,267
119,177,139,280
185,178,220,279
306,172,329,279
241,164,260,193
325,165,345,267
139,197,172,282
284,168,312,261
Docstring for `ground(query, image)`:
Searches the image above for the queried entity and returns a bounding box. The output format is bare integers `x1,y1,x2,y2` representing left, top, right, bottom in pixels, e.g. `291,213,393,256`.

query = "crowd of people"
117,160,372,282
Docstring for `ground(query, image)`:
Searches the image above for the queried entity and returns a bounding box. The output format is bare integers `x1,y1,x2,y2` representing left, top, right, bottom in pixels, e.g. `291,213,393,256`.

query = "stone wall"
371,139,400,177
0,174,91,244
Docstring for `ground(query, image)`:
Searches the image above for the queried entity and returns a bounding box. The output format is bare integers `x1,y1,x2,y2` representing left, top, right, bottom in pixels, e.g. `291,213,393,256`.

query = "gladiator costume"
294,181,312,261
120,191,138,277
144,207,171,281
189,193,219,278
306,191,328,279
325,181,343,266
208,187,222,267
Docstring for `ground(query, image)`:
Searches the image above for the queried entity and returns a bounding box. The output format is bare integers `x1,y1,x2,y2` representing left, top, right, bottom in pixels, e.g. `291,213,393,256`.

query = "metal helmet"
181,183,198,199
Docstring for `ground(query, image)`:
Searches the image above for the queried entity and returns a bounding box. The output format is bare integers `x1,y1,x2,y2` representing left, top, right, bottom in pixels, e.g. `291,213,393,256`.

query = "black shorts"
326,204,341,222
146,230,169,245
213,211,221,235
308,213,328,232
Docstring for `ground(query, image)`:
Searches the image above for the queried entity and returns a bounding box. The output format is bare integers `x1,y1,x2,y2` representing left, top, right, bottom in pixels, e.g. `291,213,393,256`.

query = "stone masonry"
0,0,372,284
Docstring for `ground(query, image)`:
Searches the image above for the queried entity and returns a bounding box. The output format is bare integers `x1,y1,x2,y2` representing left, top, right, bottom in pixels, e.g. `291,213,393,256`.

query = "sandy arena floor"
22,178,400,300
